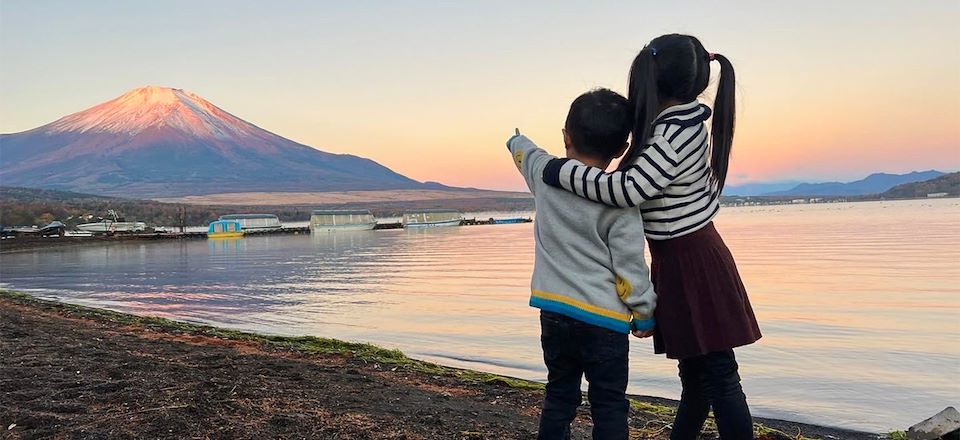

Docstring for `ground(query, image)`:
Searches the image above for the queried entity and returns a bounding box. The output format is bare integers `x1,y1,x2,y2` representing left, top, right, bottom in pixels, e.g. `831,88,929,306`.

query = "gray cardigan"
508,134,656,333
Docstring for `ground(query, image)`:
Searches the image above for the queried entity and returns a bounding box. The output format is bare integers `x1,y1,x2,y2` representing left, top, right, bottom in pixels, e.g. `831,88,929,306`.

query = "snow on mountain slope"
0,86,438,197
45,86,258,139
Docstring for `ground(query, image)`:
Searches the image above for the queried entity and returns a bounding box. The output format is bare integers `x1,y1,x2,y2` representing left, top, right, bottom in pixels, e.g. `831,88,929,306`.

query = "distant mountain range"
721,181,806,196
881,172,959,198
0,86,446,198
726,170,947,197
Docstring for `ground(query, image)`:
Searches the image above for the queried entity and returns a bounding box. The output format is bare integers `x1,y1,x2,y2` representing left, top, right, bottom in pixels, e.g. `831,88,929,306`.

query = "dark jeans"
671,350,754,440
538,311,629,440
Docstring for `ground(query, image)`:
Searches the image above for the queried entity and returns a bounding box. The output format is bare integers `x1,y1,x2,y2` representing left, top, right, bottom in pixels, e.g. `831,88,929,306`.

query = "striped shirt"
541,100,719,240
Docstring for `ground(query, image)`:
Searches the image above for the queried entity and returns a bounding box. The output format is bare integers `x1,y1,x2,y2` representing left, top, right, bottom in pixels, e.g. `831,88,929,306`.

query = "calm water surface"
1,199,958,432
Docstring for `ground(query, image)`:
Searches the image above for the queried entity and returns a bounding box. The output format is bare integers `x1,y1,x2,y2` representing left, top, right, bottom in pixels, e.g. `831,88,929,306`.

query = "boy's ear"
615,142,630,158
562,129,573,148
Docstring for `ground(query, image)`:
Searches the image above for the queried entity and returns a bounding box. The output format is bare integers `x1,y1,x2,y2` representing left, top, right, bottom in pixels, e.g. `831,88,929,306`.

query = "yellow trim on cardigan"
615,276,632,301
531,289,632,322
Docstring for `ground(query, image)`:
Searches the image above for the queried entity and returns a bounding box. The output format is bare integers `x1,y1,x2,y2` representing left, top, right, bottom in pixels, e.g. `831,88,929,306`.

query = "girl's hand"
632,329,654,338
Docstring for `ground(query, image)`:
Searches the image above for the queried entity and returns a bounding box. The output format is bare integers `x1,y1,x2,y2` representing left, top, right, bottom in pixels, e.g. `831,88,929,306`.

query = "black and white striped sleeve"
541,136,681,208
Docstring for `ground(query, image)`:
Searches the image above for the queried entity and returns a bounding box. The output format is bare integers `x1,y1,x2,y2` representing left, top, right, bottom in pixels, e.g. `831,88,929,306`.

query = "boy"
506,88,656,440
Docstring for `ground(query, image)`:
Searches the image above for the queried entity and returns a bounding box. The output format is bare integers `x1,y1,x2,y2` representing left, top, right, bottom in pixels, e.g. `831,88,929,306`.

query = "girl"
539,34,762,439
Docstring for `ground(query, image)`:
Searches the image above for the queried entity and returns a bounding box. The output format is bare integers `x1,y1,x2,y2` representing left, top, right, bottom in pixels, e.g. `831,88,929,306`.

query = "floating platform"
0,217,532,251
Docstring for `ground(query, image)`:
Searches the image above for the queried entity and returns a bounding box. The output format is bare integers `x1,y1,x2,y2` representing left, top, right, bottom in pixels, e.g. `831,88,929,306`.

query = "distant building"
791,199,807,204
927,192,948,198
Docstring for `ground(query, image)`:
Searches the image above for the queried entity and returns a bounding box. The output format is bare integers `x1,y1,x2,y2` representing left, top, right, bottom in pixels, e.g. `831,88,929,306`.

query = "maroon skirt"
648,222,761,360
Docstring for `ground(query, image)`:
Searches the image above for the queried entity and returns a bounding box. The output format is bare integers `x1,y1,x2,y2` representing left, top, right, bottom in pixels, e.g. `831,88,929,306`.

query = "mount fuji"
0,86,443,197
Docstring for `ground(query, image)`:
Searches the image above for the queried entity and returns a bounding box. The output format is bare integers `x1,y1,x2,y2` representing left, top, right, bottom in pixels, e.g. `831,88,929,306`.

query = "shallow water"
1,199,957,432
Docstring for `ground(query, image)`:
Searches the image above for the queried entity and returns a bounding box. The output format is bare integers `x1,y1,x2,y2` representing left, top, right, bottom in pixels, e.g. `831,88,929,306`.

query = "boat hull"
76,221,146,233
207,232,245,239
311,223,377,232
404,219,462,228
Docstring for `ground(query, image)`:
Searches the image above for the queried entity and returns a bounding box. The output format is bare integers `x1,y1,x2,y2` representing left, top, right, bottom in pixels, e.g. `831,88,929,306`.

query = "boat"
490,217,531,224
402,209,463,228
76,210,146,233
310,210,377,232
217,214,282,232
2,221,67,237
207,220,244,239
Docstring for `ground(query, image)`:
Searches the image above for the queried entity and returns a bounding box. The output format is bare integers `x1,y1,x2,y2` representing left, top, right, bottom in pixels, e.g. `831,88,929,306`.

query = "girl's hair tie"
708,52,716,61
649,47,658,56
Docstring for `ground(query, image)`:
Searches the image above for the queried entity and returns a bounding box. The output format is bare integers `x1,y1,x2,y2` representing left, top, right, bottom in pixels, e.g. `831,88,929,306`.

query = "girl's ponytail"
619,47,660,171
710,53,736,193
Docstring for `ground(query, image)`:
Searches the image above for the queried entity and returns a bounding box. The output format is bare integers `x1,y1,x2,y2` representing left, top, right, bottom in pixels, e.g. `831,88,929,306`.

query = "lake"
1,198,957,432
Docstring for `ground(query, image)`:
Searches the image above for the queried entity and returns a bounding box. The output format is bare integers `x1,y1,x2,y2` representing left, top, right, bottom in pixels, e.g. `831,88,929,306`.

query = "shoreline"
3,197,954,254
0,290,886,439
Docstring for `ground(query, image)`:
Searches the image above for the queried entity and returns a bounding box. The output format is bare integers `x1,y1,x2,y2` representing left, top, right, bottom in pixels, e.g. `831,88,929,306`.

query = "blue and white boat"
207,220,244,239
491,217,530,224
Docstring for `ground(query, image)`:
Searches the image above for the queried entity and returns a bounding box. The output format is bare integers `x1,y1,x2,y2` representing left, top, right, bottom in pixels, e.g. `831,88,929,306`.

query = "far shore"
153,188,534,206
0,290,887,440
1,196,954,254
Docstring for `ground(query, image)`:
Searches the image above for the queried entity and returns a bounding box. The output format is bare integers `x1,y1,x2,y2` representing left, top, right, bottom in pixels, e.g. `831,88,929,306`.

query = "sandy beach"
0,291,881,440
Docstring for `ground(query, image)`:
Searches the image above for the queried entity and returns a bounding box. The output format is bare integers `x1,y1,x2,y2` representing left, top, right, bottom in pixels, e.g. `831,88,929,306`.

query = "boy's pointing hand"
506,128,522,149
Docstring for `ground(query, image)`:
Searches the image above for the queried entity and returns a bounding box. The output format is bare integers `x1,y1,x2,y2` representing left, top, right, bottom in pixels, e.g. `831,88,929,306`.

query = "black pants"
538,311,629,440
671,350,754,440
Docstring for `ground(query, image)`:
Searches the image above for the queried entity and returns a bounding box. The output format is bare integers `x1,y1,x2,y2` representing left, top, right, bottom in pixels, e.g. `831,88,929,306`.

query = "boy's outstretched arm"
506,131,557,194
605,210,657,336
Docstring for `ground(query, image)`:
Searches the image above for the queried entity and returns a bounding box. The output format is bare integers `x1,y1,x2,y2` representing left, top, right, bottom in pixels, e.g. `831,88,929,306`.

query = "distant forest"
3,172,956,228
0,187,535,227
881,172,959,199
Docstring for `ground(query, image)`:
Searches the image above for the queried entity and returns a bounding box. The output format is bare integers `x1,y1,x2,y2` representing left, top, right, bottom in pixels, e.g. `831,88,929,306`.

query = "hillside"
723,181,805,196
763,171,944,196
0,86,442,198
881,172,960,198
0,186,533,228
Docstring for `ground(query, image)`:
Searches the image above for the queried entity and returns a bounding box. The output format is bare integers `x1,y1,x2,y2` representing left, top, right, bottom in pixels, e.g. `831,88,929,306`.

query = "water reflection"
208,237,246,254
0,199,958,432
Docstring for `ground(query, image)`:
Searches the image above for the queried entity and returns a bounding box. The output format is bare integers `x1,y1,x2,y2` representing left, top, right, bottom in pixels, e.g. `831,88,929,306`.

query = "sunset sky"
1,0,958,191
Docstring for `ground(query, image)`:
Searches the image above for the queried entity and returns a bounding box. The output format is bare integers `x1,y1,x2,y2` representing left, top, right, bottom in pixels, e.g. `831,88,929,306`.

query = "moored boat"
310,210,377,232
490,217,531,224
76,210,146,233
207,220,244,239
218,214,282,231
402,209,463,228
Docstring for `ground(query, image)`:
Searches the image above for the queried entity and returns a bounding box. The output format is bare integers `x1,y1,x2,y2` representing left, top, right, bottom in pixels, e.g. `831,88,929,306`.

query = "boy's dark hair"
564,88,632,160
623,34,736,193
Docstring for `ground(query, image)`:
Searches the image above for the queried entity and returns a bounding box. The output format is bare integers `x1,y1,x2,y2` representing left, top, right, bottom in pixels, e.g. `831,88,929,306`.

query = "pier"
0,217,532,251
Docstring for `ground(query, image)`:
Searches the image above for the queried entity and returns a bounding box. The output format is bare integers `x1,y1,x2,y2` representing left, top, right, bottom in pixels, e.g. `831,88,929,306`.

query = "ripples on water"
1,199,958,431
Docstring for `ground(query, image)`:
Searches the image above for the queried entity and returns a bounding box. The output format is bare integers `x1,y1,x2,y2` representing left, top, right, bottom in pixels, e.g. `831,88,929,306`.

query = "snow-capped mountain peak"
0,85,430,197
44,85,256,139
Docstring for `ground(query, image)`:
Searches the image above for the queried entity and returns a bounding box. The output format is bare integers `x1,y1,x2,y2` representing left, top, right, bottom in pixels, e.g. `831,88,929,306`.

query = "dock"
0,217,532,251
